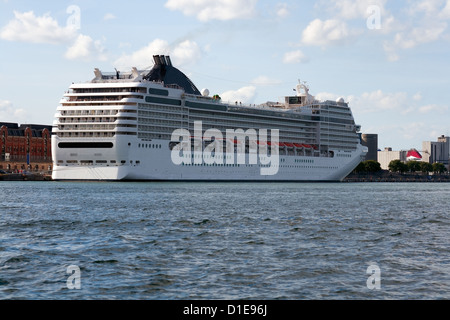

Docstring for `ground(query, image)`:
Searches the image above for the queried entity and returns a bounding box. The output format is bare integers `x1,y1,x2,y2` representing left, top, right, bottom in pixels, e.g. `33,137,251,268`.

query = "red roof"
407,149,422,160
293,143,303,148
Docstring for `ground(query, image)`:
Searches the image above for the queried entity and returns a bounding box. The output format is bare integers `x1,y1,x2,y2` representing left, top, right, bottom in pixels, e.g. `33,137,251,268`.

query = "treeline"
354,160,448,174
388,160,447,174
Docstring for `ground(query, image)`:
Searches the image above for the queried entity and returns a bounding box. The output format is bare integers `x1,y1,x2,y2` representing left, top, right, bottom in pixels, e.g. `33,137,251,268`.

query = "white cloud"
114,39,170,69
65,34,107,62
383,42,400,62
324,0,396,33
0,11,109,62
0,100,26,121
355,90,409,112
315,92,342,102
250,76,282,86
276,3,290,18
302,19,360,47
103,13,116,21
441,0,450,19
330,0,388,20
408,0,445,17
316,90,410,114
165,0,258,22
0,11,76,44
383,0,450,60
419,104,449,114
171,40,202,66
114,39,202,70
221,86,256,104
413,93,423,101
398,23,447,49
283,50,309,64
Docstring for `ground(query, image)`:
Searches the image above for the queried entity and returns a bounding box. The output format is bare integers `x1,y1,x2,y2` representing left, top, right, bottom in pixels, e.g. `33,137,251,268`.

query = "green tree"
389,160,407,173
419,162,433,174
432,163,447,174
365,160,382,173
353,160,382,173
354,162,367,173
406,161,421,173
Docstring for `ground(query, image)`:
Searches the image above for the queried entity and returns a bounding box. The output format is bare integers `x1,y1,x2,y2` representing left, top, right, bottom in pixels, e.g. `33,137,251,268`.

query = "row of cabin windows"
138,143,162,149
58,160,141,166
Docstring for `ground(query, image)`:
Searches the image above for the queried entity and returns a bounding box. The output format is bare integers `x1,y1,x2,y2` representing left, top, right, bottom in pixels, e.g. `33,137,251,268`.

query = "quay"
344,172,450,183
0,161,53,181
0,172,52,181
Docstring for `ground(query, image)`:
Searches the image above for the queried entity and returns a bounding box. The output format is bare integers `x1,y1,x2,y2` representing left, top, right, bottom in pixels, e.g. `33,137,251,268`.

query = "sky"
0,0,449,151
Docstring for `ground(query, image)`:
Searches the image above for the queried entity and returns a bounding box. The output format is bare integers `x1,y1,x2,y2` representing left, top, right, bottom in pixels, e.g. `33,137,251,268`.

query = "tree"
353,160,382,174
354,162,366,173
388,160,407,173
365,160,382,173
419,162,433,174
406,161,421,173
432,163,446,174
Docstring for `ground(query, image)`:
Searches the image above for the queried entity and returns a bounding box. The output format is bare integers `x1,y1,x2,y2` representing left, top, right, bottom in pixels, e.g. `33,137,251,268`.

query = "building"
361,134,378,161
0,122,52,172
377,147,407,170
422,135,450,169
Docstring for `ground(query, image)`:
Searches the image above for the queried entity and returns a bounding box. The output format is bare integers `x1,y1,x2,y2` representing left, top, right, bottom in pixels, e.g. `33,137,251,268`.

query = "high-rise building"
361,134,378,161
422,135,450,168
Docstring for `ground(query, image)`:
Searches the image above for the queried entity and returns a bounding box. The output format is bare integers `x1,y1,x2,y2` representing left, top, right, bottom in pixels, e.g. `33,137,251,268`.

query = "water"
0,181,449,300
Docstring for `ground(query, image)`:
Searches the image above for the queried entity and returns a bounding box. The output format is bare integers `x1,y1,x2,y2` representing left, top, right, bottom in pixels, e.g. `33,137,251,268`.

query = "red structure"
406,149,423,161
0,122,52,172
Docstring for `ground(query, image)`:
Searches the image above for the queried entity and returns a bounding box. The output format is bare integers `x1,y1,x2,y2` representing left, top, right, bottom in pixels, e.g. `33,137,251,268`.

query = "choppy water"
0,181,449,300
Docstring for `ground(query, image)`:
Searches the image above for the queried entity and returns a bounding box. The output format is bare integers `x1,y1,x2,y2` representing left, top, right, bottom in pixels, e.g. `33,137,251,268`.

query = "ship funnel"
165,56,173,66
153,55,162,65
153,55,173,67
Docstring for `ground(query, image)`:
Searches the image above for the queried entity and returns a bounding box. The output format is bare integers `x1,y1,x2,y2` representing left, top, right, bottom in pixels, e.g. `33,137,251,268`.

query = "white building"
377,148,407,170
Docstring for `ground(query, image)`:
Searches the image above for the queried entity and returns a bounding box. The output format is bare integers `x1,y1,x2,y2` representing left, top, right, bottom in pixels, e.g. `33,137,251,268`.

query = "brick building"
0,122,52,172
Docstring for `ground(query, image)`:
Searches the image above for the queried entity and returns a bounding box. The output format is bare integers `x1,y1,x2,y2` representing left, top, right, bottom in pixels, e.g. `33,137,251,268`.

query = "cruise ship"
52,55,367,181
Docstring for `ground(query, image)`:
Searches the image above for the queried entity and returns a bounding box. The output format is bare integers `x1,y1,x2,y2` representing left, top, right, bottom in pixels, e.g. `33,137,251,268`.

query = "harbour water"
0,181,449,300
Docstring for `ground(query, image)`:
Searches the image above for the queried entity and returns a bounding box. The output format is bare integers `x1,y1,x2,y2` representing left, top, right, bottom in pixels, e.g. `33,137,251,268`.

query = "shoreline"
1,173,449,183
344,172,450,183
0,173,52,181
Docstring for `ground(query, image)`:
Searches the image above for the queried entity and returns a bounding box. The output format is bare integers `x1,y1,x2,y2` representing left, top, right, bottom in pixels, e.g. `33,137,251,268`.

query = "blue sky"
1,0,449,151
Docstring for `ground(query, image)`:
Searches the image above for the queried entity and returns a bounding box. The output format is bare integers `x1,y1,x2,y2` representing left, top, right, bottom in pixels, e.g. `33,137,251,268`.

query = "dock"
344,172,450,183
0,173,52,181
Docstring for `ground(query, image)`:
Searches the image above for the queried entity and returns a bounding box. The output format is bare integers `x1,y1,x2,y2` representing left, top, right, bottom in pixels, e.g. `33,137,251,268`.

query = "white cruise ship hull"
52,137,366,182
